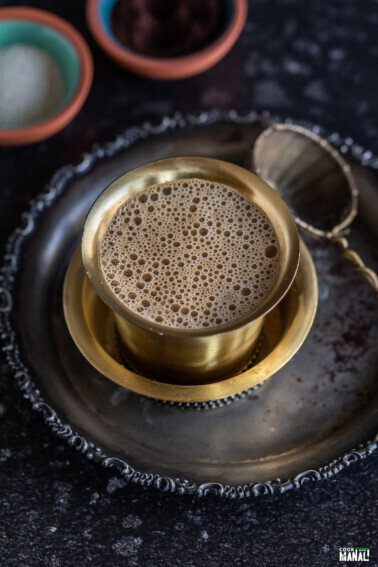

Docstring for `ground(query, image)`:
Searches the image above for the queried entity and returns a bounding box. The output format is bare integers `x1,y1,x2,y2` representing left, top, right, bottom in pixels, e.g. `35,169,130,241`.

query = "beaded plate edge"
0,109,377,498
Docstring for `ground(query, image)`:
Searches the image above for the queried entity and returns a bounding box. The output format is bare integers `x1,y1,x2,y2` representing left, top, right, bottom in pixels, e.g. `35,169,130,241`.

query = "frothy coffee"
100,179,280,329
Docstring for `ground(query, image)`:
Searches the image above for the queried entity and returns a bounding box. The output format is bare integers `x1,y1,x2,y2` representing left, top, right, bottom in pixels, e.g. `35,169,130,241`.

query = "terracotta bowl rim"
86,0,248,79
0,6,93,145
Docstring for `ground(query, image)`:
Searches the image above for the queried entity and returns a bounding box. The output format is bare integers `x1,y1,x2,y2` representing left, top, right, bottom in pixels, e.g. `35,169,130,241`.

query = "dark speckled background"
0,1,377,565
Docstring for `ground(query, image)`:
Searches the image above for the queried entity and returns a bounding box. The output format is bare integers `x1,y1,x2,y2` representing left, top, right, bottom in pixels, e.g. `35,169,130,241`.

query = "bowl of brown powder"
86,0,247,79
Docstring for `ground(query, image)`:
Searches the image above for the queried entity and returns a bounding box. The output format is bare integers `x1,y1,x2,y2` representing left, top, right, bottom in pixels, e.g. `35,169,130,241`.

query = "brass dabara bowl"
81,157,300,385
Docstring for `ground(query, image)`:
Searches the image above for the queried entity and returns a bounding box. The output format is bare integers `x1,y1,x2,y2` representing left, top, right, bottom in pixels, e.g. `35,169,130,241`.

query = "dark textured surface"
0,0,377,565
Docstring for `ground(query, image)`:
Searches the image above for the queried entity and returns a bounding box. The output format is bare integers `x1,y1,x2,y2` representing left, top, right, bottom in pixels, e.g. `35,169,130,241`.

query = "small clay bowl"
0,7,93,146
86,0,247,80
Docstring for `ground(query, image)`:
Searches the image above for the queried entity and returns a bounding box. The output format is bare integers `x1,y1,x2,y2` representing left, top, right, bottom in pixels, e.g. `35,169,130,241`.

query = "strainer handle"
332,236,378,299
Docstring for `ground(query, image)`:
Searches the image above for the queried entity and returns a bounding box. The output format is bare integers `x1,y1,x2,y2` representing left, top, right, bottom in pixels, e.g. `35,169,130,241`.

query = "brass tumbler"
82,157,299,385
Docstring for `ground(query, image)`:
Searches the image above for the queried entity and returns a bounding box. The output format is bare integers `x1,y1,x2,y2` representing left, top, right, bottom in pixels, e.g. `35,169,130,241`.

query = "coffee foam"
100,179,280,329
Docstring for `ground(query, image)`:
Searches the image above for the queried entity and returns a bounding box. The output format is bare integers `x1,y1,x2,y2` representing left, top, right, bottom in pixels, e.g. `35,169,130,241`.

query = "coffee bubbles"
100,179,279,329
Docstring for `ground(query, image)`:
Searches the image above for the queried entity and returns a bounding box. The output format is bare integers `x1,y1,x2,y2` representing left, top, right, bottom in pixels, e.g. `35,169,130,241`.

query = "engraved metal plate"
1,111,377,498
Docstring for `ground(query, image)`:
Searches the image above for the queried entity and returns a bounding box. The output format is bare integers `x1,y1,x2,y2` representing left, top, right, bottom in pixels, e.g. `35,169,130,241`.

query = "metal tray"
1,111,377,498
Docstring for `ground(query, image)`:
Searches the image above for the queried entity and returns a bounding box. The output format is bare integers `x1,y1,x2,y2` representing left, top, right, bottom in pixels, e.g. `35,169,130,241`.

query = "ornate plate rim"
0,109,377,498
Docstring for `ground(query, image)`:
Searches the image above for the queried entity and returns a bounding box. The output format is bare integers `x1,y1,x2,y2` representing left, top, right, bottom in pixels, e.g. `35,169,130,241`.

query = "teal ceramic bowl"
0,7,93,145
86,0,247,79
